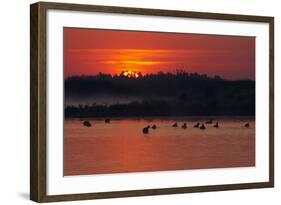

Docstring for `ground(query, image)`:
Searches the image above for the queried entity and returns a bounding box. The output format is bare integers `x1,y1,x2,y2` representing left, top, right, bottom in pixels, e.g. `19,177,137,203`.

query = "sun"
120,70,142,78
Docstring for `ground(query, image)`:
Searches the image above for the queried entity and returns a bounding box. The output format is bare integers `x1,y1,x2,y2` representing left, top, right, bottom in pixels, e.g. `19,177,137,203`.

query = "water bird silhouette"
214,121,219,128
193,122,200,128
182,123,187,129
142,126,149,134
152,124,157,129
244,123,250,128
83,121,91,127
172,122,178,127
105,119,110,123
200,124,206,130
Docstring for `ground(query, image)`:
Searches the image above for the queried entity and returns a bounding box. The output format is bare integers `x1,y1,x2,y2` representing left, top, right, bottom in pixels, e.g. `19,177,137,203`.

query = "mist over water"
65,95,144,106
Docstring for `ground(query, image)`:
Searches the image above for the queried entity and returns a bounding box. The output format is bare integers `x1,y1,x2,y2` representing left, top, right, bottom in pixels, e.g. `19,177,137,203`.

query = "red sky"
64,28,255,80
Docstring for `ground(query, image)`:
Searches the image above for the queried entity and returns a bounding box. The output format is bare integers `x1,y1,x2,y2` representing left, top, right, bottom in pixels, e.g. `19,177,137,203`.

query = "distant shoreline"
64,115,255,121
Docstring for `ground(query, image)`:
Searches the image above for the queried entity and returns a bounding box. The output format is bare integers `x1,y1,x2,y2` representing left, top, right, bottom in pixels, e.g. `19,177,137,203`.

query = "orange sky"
64,28,255,80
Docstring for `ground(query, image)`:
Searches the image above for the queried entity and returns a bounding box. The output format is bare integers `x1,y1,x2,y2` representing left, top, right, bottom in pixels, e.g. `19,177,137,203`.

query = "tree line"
64,71,255,118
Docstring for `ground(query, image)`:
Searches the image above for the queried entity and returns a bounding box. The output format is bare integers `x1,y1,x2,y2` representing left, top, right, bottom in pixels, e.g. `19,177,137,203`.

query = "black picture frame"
30,1,274,202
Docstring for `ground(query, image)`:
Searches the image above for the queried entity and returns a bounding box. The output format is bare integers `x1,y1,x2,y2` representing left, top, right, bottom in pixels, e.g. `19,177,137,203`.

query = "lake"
64,118,255,176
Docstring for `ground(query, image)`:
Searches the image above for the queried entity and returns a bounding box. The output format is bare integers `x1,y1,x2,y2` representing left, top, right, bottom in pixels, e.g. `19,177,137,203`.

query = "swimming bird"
83,121,92,127
182,123,187,129
152,124,157,129
172,122,178,127
105,119,110,123
244,123,250,128
200,123,206,130
193,122,200,128
143,126,149,134
214,121,219,128
206,120,213,124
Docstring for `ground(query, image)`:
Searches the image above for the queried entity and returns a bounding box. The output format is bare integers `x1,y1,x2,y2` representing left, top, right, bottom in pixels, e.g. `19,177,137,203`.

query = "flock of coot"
81,119,250,135
142,120,250,134
82,118,110,127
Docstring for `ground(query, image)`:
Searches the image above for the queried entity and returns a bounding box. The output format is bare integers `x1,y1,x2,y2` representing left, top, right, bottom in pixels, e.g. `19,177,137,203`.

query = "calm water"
64,118,255,176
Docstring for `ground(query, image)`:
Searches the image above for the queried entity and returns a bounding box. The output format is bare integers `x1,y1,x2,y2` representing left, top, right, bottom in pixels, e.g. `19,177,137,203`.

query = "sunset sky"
64,28,255,80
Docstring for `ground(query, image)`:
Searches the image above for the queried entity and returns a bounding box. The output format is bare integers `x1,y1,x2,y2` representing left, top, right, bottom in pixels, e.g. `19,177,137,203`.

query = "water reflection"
64,118,255,176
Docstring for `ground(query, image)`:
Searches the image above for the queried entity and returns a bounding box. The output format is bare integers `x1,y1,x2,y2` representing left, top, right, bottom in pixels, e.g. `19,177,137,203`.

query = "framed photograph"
30,2,274,202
